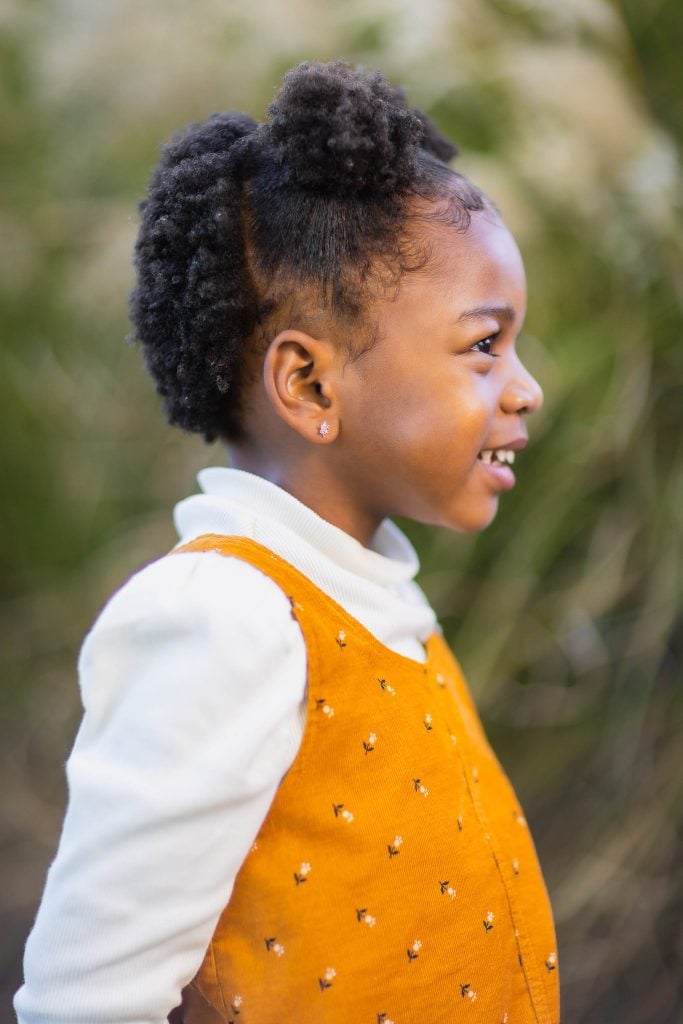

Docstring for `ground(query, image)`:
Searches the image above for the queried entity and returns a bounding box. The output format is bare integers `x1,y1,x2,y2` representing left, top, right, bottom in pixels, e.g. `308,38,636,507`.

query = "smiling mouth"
477,448,516,466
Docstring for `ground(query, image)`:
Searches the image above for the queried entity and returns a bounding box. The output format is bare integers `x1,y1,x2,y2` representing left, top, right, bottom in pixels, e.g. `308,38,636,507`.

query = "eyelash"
469,335,500,357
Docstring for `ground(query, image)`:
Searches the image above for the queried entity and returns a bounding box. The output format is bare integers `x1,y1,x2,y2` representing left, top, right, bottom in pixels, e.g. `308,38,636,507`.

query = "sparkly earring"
318,420,330,438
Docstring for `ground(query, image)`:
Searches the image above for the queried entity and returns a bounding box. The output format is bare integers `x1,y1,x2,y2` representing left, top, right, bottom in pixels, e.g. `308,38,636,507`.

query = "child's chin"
450,501,500,534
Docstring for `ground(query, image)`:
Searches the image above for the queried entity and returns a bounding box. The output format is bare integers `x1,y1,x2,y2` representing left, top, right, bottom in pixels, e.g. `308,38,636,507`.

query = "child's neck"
226,444,382,548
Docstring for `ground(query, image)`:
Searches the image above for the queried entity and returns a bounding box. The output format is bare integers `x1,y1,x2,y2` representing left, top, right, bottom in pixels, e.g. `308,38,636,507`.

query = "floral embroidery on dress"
264,937,285,957
413,777,429,797
423,713,433,731
439,880,456,900
293,862,311,885
315,697,335,718
514,810,527,826
406,939,422,961
318,967,336,991
377,1014,395,1024
483,911,495,932
472,766,479,783
378,677,396,695
332,802,354,822
355,907,376,927
460,983,477,1001
512,857,520,875
363,731,377,754
335,629,347,649
387,835,403,858
545,951,558,972
457,815,463,831
230,995,242,1016
436,672,446,688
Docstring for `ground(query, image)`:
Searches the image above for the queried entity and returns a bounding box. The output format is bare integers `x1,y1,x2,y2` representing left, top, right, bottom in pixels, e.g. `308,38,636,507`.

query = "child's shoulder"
77,545,304,707
90,543,293,627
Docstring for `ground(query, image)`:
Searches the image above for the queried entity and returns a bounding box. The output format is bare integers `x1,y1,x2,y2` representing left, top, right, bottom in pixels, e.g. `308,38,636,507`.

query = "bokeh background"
1,0,681,1020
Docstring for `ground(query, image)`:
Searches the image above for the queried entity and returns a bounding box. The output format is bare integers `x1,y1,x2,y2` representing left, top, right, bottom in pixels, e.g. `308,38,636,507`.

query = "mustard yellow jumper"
172,535,559,1024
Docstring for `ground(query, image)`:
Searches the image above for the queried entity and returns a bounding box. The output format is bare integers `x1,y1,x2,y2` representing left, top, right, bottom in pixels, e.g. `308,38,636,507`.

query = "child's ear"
262,330,340,442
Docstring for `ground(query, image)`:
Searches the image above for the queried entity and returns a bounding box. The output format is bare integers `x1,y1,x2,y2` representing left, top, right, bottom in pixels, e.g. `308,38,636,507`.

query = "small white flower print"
363,731,377,754
512,858,520,875
483,911,495,932
457,815,463,831
472,766,479,783
450,732,457,745
378,677,396,695
387,835,403,858
436,672,445,687
413,777,429,797
424,713,433,732
502,1014,509,1023
231,995,243,1010
460,983,477,1001
377,1015,395,1024
265,937,285,956
545,951,558,972
250,840,259,852
294,861,311,885
323,704,334,717
515,812,527,826
332,802,354,822
467,990,478,1002
336,630,347,649
315,697,335,717
407,938,422,961
318,967,336,990
438,880,456,900
355,906,376,926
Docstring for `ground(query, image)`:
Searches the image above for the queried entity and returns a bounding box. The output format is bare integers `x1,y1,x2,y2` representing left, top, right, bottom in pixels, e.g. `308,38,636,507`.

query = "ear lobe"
263,329,339,442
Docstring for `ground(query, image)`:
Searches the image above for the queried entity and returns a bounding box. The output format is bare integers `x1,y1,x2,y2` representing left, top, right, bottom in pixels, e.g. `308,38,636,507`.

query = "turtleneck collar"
173,467,420,589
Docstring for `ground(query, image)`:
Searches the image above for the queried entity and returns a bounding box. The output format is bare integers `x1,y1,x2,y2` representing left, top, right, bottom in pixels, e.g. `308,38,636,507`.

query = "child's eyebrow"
456,304,516,325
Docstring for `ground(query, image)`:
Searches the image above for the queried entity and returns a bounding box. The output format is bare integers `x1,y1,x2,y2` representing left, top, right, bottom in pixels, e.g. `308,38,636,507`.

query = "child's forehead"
393,210,527,315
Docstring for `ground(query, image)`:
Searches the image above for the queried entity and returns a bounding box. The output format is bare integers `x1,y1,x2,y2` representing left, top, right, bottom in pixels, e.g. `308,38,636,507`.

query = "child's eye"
469,335,499,357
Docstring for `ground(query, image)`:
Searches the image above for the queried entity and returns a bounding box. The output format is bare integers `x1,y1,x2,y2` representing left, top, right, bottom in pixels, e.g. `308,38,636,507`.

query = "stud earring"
318,420,330,438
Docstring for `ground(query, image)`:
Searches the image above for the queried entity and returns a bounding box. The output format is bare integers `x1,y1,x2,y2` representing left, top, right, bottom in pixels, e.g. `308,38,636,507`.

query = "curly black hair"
129,61,487,442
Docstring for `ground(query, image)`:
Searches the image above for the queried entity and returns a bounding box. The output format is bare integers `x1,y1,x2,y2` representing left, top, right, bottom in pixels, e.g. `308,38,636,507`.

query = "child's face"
335,208,543,534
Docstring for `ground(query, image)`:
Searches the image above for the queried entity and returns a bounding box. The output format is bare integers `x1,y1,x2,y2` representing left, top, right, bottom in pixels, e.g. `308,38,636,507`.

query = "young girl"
15,61,559,1023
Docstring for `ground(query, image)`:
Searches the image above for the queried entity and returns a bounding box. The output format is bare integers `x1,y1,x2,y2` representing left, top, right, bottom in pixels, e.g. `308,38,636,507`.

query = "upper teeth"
479,449,515,465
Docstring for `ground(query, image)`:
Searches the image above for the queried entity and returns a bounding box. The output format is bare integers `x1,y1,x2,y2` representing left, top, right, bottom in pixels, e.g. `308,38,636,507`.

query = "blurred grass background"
1,0,681,1020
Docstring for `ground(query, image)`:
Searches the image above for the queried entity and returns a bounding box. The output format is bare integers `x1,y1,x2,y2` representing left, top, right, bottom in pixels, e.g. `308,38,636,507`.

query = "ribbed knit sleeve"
14,550,306,1024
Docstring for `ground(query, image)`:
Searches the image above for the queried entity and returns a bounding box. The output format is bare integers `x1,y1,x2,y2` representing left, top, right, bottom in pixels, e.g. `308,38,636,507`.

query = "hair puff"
266,60,438,196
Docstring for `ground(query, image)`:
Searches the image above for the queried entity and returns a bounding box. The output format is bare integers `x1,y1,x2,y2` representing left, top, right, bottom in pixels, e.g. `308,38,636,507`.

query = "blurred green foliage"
1,1,681,1020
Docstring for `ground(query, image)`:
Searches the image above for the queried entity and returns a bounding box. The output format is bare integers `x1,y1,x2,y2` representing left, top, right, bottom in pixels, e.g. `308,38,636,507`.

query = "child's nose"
501,358,544,416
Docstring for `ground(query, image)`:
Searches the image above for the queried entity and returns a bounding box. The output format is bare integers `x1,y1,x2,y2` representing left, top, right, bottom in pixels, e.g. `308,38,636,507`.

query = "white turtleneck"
15,468,436,1024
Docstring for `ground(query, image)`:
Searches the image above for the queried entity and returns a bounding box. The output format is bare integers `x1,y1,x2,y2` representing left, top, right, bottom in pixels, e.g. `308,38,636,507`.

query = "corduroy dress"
170,535,559,1024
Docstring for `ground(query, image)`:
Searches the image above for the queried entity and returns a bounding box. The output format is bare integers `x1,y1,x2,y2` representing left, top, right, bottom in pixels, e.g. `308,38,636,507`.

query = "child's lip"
480,435,528,454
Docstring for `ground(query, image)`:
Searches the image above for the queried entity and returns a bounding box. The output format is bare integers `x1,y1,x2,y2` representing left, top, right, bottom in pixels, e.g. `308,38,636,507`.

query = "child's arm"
14,551,306,1024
